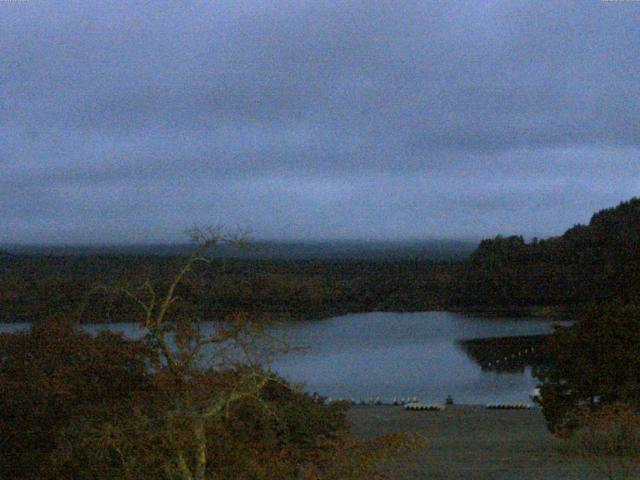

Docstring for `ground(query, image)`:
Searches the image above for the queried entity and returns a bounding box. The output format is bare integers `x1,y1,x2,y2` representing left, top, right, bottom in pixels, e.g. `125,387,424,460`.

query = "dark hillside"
452,198,640,308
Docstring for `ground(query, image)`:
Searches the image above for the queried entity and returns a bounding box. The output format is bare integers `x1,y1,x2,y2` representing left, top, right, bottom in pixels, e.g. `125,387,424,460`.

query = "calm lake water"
0,311,567,405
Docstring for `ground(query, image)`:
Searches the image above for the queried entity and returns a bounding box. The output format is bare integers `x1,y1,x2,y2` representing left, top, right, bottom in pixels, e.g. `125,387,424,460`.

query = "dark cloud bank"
1,1,639,244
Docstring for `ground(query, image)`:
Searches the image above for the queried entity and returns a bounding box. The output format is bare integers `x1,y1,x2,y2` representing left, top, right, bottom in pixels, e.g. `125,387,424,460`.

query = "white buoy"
405,402,445,411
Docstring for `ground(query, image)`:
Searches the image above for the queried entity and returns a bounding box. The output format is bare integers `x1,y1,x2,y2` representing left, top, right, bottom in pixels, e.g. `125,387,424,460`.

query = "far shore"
0,305,575,325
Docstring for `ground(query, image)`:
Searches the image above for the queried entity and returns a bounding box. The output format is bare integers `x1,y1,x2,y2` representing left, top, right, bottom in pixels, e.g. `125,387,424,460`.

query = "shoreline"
0,305,575,325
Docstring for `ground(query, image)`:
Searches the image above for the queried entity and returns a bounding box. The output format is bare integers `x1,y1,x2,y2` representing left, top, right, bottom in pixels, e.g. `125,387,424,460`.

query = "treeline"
3,198,640,323
451,198,640,310
0,255,454,323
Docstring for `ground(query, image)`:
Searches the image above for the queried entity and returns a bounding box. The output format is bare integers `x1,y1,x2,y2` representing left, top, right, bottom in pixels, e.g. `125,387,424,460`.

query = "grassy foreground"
347,405,637,480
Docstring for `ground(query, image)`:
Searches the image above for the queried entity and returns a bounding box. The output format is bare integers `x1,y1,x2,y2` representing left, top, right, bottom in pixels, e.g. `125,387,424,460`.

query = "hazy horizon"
2,238,480,246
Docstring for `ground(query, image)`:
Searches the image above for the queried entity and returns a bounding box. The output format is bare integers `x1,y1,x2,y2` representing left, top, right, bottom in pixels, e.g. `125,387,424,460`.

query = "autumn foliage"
0,317,154,479
0,228,419,479
0,318,417,479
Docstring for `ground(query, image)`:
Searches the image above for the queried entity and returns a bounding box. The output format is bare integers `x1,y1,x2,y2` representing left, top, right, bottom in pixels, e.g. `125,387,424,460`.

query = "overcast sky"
2,1,639,244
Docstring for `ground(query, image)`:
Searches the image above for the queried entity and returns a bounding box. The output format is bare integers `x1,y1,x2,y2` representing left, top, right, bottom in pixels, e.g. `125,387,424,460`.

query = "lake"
0,311,567,405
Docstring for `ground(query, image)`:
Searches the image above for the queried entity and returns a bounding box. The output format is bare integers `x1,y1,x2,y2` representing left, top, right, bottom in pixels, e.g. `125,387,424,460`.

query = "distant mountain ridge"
453,197,640,307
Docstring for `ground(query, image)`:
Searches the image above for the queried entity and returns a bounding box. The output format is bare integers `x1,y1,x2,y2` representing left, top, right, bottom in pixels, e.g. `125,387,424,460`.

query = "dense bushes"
0,229,419,479
534,303,640,434
0,317,155,479
0,318,418,479
46,363,354,479
533,304,640,478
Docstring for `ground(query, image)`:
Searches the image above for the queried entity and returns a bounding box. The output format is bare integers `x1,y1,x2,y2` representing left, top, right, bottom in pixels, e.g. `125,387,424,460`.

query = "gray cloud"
1,0,639,243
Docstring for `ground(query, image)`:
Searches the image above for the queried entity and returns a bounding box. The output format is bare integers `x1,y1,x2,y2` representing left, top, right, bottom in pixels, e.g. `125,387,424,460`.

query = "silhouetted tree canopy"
534,303,640,434
3,198,640,324
453,198,640,309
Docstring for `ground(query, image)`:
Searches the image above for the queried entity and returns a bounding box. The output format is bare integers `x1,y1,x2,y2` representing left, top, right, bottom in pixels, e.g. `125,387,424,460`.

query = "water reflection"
458,334,553,374
0,312,568,404
268,312,568,404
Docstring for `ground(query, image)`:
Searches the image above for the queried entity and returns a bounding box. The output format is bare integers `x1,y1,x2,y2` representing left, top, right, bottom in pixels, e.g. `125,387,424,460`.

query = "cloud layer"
2,1,639,243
